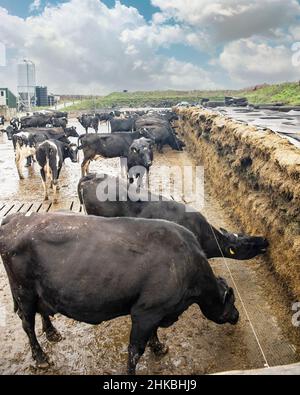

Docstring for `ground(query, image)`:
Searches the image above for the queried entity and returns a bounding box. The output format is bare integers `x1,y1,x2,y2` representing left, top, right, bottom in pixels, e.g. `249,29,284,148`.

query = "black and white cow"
0,212,239,374
36,140,78,203
10,117,20,131
13,132,37,179
0,115,4,126
78,174,269,260
12,127,78,179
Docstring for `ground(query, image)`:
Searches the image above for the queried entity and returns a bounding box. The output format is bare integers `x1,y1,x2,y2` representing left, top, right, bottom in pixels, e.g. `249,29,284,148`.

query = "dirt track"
0,119,299,375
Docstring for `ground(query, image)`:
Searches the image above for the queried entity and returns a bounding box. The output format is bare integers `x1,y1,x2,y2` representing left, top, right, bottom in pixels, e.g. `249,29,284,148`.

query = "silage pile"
176,107,300,299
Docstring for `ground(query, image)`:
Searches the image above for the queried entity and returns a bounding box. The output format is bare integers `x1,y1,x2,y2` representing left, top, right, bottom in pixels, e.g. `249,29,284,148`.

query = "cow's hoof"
44,197,49,201
35,353,50,369
152,344,169,357
46,329,62,343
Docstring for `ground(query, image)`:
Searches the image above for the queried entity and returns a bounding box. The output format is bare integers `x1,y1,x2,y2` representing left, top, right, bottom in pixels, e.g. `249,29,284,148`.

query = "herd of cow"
1,109,185,202
0,109,269,375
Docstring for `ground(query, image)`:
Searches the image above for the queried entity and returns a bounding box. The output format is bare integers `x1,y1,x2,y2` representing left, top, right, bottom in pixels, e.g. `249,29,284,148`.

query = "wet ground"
0,118,300,375
217,107,300,148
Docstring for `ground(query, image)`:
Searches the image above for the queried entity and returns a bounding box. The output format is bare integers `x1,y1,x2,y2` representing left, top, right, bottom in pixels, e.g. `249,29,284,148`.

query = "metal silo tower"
17,59,36,111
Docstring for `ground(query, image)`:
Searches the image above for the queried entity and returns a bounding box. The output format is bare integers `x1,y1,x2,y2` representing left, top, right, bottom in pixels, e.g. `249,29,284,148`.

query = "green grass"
65,82,300,111
238,82,300,105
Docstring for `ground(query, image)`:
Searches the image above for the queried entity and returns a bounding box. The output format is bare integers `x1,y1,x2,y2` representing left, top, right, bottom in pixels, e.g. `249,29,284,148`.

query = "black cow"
5,125,15,140
20,115,52,129
78,130,151,176
136,115,184,152
51,117,68,129
20,116,37,129
0,212,239,374
50,111,68,119
78,174,269,260
0,115,4,125
36,140,78,203
110,117,136,133
77,114,99,134
95,112,112,123
144,125,184,152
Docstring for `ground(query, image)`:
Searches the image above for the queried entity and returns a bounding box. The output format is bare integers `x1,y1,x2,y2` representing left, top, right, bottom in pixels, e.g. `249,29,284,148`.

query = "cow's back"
0,213,207,324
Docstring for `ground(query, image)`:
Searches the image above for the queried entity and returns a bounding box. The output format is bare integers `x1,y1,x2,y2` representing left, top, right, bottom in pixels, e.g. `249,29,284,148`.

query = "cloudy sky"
0,0,300,94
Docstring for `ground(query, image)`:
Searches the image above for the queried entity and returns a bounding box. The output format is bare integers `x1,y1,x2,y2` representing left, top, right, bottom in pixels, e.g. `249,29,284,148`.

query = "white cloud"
219,39,300,85
0,0,215,94
151,0,300,45
0,0,299,94
29,0,41,13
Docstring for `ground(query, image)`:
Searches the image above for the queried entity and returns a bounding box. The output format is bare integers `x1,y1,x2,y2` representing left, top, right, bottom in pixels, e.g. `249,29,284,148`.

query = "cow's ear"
223,287,233,304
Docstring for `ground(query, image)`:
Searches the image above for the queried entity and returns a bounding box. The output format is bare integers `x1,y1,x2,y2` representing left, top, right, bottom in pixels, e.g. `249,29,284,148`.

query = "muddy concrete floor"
0,119,300,375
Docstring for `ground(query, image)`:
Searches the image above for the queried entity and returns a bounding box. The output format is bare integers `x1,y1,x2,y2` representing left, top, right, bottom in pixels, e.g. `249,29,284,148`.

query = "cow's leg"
55,167,62,191
25,156,32,167
40,168,49,201
128,317,158,375
52,182,58,204
148,329,169,356
19,309,49,368
15,151,24,179
81,158,90,177
41,315,62,343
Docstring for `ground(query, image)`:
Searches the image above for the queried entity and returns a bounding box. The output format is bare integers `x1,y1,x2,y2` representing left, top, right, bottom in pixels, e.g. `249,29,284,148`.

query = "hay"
176,108,300,299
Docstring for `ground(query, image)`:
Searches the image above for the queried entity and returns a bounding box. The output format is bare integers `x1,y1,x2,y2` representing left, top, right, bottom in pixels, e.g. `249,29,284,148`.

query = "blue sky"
0,0,299,94
0,0,159,19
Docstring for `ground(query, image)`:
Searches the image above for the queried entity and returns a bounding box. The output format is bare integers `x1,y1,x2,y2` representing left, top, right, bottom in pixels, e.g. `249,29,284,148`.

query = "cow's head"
169,133,185,151
65,126,79,138
66,143,79,163
219,228,269,260
5,126,14,140
200,277,239,325
129,138,153,170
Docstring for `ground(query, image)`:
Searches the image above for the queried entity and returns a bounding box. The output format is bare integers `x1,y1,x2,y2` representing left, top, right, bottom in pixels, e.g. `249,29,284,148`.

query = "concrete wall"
176,107,300,300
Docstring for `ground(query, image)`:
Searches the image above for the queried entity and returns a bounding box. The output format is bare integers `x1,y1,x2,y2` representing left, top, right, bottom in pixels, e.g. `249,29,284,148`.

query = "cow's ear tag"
229,248,235,255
